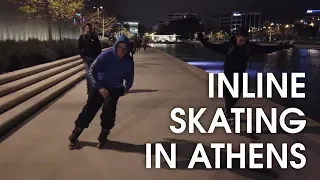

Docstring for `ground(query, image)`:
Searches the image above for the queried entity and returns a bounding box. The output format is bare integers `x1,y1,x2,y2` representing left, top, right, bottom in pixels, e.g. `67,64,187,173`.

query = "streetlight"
93,6,103,17
268,26,272,42
93,6,104,39
285,24,289,40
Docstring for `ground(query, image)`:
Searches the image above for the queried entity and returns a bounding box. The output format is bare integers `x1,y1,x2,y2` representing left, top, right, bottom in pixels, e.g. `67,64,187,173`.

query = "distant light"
187,61,222,66
100,6,103,9
300,19,304,23
233,13,241,16
310,22,314,26
124,22,139,25
306,10,320,13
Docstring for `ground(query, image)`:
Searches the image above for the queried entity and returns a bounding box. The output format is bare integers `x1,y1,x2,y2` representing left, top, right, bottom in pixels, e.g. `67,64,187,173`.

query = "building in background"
205,16,220,32
293,9,320,38
295,9,320,32
122,21,139,35
152,12,204,33
207,12,261,33
164,12,198,24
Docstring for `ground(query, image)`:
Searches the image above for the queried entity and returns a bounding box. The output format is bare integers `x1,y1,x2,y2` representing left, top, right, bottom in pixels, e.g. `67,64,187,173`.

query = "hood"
113,34,130,57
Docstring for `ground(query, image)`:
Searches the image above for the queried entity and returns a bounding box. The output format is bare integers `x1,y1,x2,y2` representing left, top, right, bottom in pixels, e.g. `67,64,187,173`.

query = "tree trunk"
58,23,62,40
47,18,53,41
44,0,52,41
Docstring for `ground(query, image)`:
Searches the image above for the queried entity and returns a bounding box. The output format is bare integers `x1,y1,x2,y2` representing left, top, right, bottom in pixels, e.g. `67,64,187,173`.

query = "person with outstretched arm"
69,35,134,150
196,28,294,124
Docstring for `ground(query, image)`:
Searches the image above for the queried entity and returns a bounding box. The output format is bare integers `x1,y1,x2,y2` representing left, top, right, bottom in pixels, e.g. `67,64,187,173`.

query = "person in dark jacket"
128,38,136,58
78,23,102,94
69,34,134,150
197,28,294,123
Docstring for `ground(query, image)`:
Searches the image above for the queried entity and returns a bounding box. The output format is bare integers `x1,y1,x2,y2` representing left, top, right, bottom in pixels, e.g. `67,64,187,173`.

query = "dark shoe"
97,129,110,149
69,127,83,150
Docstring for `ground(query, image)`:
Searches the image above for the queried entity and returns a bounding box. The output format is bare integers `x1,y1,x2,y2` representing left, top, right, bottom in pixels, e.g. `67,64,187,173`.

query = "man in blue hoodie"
68,35,134,150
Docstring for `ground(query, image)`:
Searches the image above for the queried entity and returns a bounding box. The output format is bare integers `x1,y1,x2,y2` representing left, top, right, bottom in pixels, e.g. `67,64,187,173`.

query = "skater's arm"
93,33,102,54
197,33,227,54
87,55,104,90
250,43,294,55
124,60,134,91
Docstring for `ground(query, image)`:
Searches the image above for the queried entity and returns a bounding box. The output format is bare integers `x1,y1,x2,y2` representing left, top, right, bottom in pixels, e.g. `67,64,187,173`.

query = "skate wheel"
69,145,76,150
69,142,78,150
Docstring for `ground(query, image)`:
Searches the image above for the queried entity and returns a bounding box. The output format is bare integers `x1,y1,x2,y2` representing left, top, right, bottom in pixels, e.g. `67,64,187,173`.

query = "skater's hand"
99,88,109,99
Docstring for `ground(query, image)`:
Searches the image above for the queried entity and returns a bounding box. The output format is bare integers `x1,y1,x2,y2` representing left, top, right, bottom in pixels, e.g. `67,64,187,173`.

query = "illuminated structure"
208,12,261,33
294,9,320,34
301,10,320,29
148,33,181,43
122,21,139,35
165,12,198,24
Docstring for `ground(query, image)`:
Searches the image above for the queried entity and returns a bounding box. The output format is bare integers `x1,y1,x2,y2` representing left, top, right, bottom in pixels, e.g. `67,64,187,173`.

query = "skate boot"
68,127,83,150
97,129,110,149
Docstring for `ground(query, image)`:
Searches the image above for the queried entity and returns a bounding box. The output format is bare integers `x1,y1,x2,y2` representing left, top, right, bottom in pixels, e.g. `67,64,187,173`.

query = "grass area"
0,38,113,74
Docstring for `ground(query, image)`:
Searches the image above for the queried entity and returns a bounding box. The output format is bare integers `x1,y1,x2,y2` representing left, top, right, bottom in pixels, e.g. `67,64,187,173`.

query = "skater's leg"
68,126,84,149
84,61,92,94
69,89,104,149
223,73,243,123
97,87,123,148
75,88,104,129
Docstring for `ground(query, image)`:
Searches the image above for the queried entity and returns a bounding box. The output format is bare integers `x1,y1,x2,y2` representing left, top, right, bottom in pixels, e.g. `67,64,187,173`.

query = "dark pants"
84,60,93,94
75,87,125,130
223,73,243,114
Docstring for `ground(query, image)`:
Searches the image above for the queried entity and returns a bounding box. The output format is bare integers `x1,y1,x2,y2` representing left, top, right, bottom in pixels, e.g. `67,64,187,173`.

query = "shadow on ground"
135,63,161,68
128,89,159,94
79,138,280,180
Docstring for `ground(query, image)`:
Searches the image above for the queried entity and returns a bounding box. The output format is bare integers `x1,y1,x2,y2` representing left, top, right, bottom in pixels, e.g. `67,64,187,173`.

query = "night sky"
1,0,320,28
99,0,320,27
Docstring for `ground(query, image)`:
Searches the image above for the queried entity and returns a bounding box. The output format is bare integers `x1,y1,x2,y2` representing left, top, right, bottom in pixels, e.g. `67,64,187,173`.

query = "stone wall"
0,1,80,41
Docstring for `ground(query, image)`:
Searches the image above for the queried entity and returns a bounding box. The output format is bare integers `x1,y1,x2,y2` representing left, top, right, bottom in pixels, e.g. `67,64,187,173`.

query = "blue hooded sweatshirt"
87,35,134,91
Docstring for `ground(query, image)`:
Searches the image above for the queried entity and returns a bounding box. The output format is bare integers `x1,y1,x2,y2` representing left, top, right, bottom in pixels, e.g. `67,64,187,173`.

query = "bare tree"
83,10,117,38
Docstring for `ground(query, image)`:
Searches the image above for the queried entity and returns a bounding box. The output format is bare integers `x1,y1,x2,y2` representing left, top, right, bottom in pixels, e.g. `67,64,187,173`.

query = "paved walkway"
0,48,319,180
